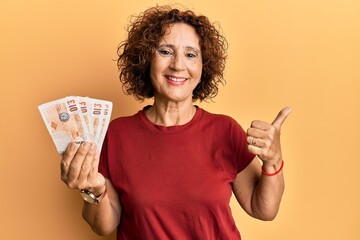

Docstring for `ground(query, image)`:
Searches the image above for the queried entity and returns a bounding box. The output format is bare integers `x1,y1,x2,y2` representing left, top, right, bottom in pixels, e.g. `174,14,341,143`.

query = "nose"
169,54,185,71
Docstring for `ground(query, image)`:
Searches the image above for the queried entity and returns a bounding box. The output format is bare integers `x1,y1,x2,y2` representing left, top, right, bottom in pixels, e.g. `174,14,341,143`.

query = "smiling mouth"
166,75,188,82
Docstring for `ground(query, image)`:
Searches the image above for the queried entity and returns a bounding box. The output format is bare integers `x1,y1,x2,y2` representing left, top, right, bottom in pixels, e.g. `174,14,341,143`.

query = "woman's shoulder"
201,108,238,125
199,108,247,137
108,110,142,128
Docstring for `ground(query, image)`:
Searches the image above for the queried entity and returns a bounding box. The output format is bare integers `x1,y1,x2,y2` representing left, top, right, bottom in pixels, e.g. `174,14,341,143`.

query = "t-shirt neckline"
138,105,203,134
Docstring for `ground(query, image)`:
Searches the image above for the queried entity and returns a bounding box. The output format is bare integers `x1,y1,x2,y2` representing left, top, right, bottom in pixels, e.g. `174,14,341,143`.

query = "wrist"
80,182,107,204
91,184,107,197
262,159,284,176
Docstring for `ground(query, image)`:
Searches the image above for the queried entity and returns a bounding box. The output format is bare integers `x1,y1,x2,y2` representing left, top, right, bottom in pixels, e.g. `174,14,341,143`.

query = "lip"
164,75,188,85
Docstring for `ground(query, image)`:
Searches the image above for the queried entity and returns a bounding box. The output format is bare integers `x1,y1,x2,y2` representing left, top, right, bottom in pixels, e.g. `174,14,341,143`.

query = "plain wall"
1,0,359,239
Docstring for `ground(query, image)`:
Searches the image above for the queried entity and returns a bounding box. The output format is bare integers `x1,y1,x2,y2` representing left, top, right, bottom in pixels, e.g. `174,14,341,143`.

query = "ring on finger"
252,137,258,146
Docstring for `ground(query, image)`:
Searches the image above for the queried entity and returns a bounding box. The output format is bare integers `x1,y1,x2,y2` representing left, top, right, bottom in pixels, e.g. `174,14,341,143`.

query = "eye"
186,52,197,58
158,49,172,56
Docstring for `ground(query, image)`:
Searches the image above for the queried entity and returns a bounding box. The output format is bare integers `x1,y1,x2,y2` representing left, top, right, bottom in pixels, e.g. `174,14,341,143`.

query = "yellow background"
1,0,359,239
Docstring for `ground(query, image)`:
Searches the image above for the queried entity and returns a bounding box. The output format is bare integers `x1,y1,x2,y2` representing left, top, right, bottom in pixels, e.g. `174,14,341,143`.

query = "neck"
145,100,196,126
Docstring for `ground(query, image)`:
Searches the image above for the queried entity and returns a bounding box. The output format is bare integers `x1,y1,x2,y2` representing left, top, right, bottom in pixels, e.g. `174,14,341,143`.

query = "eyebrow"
157,44,201,54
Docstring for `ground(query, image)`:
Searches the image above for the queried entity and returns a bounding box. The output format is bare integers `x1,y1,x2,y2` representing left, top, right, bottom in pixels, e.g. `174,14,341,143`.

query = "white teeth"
168,76,186,82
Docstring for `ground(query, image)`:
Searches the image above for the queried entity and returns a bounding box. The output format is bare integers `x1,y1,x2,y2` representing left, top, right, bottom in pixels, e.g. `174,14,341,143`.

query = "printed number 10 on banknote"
38,96,112,154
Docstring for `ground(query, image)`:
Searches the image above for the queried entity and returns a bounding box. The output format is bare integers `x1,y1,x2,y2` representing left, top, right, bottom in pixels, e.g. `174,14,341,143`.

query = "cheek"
149,59,165,90
149,60,159,81
150,56,166,75
189,62,203,79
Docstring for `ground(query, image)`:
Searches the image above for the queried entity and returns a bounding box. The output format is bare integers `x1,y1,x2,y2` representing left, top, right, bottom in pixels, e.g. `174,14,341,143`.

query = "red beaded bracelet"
262,160,284,176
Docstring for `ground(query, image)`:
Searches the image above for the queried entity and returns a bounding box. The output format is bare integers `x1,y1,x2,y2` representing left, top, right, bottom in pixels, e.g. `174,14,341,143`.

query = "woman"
61,5,291,239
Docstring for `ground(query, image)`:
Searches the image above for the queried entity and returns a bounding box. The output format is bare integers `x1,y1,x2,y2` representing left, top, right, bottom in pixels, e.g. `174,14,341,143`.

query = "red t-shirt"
99,106,255,240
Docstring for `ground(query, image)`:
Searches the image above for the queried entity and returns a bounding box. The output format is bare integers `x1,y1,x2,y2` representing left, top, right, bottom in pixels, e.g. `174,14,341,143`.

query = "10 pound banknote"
38,96,112,154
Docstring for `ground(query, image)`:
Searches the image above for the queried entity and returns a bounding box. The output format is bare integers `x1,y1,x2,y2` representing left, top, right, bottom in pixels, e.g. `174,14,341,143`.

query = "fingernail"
90,142,96,150
82,142,89,148
69,142,76,150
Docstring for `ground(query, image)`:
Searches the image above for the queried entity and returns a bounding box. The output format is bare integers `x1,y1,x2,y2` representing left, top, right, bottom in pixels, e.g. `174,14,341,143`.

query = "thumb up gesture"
247,107,292,166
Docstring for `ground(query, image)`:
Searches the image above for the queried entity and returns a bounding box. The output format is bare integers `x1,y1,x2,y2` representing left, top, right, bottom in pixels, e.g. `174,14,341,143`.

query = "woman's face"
150,23,202,104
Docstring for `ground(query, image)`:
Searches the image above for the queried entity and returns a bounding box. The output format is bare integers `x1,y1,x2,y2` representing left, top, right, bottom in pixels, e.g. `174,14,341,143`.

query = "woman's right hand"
60,142,106,195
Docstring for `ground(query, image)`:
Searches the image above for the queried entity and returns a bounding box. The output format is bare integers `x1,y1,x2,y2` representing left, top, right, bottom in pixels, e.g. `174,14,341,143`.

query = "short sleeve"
230,118,256,173
98,133,110,179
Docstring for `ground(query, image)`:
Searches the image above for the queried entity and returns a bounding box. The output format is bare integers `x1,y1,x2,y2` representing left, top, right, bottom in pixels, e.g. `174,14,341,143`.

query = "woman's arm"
232,157,284,220
82,179,121,235
232,107,291,220
61,142,121,235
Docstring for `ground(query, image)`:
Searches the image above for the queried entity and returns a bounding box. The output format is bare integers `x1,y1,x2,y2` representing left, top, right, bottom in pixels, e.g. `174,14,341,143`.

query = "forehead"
160,23,200,47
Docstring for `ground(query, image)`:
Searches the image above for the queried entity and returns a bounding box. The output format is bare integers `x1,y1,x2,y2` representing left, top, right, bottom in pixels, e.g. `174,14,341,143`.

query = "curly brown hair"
117,5,228,101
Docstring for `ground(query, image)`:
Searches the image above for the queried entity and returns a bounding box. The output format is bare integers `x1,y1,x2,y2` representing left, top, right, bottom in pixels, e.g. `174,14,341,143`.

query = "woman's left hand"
247,107,292,168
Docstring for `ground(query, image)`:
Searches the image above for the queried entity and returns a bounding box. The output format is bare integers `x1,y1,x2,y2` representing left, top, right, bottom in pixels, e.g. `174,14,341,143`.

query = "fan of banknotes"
38,96,112,154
